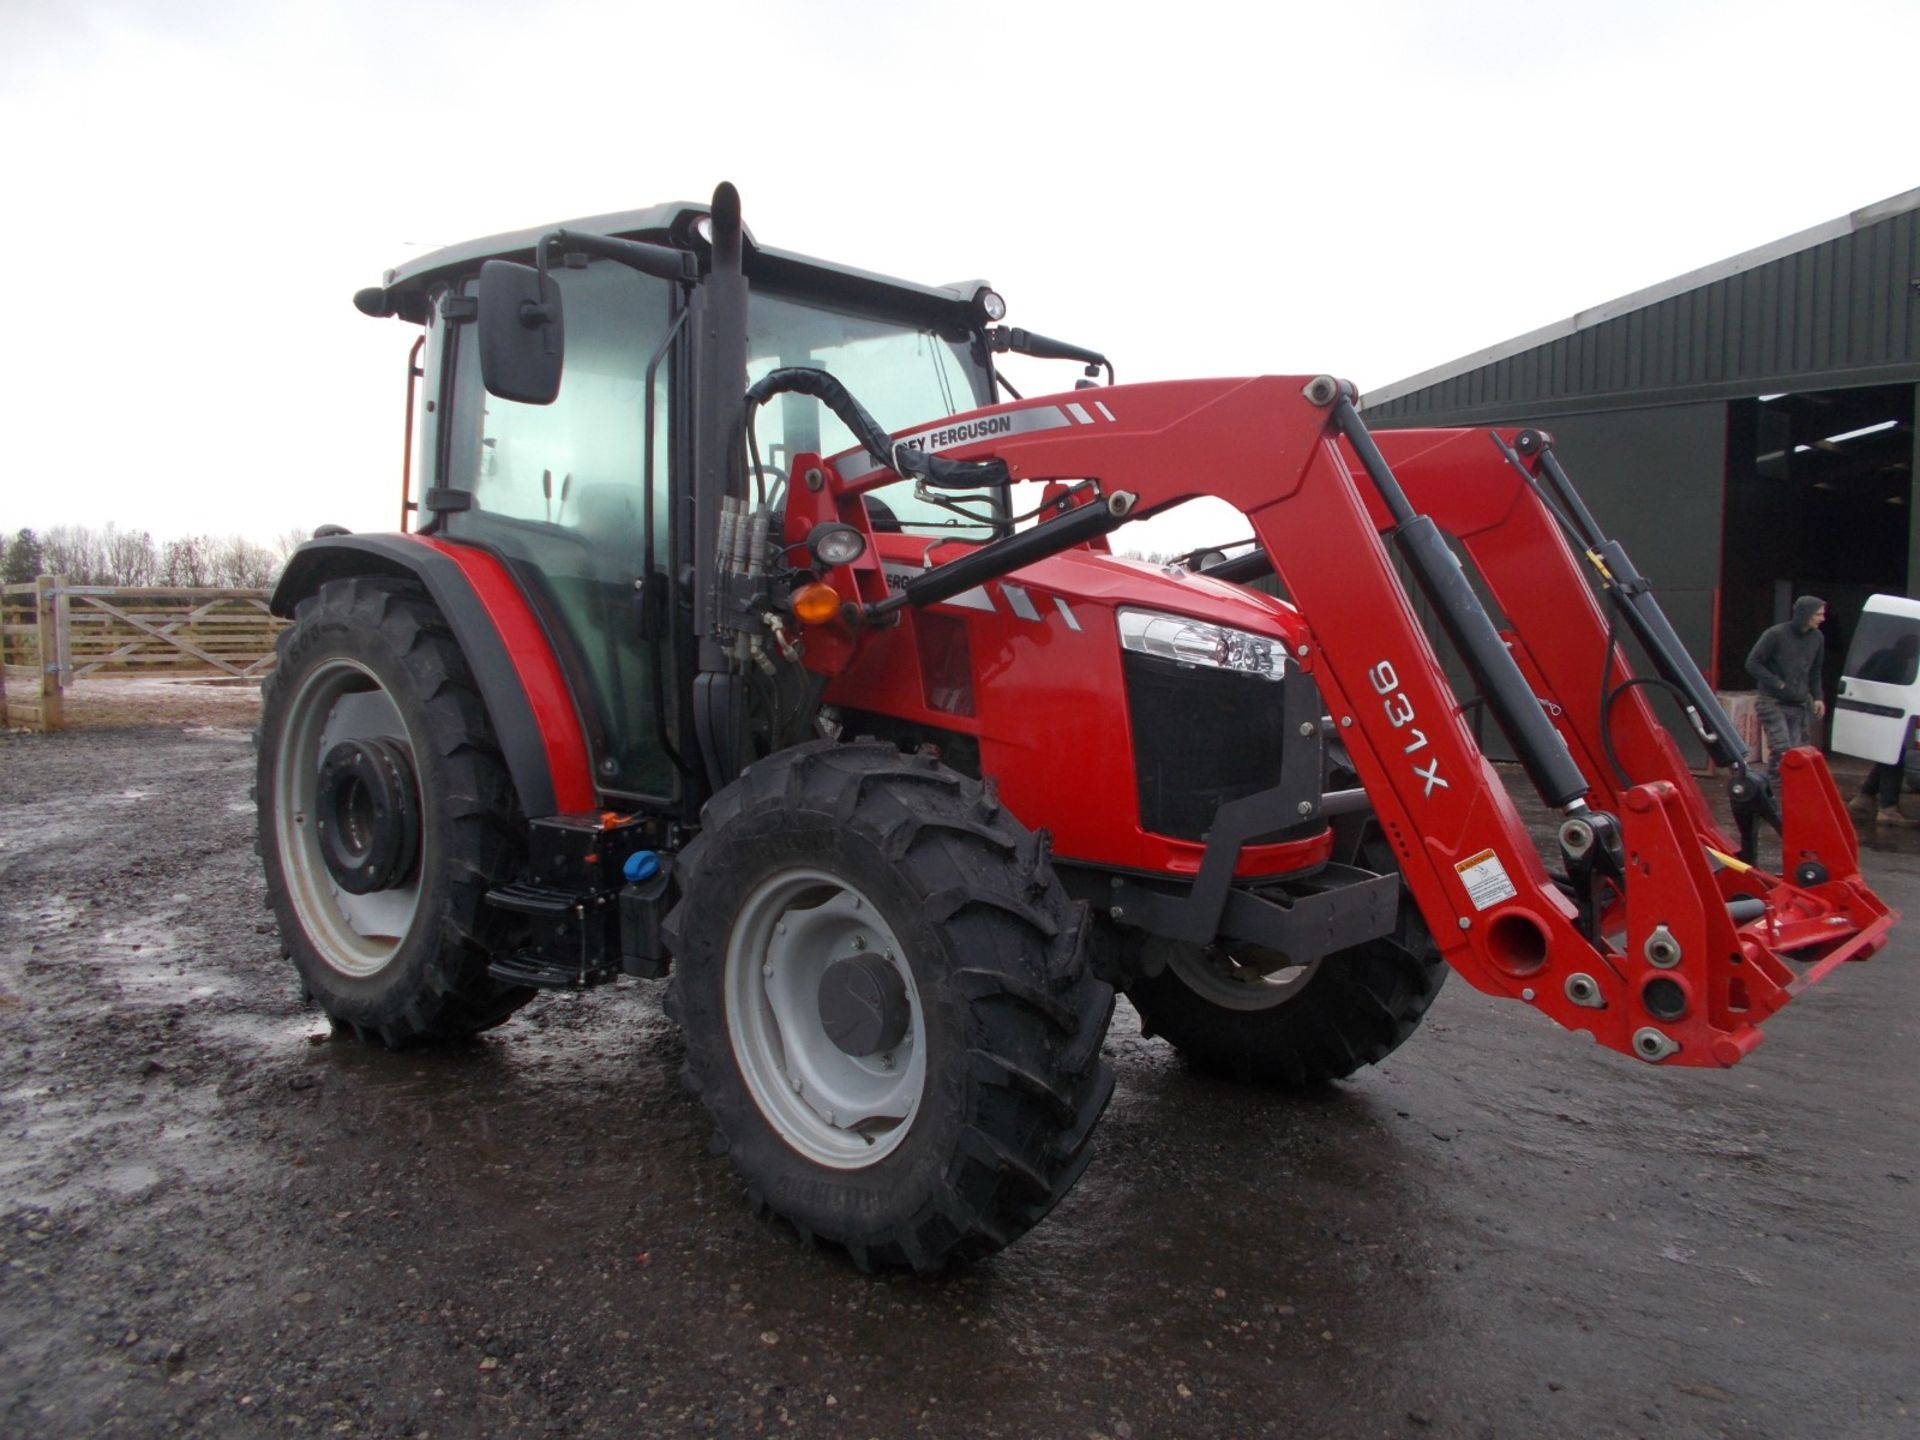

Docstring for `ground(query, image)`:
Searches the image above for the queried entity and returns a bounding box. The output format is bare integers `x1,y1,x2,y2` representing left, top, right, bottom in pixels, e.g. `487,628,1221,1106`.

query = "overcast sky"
2,0,1916,555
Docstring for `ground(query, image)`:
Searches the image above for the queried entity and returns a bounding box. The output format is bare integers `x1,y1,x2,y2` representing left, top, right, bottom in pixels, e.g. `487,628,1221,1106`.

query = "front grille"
1122,652,1294,841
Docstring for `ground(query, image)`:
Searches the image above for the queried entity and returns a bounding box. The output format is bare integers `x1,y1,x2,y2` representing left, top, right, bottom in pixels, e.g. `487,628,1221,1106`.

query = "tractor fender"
272,533,594,817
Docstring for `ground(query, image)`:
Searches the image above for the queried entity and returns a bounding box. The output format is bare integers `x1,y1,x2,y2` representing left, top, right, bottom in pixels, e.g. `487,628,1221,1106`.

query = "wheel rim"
1165,942,1322,1012
273,658,426,979
724,867,927,1169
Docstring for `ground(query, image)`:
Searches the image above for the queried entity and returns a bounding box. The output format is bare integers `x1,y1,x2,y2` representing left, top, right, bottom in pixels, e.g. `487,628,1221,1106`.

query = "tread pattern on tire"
257,576,531,1046
664,740,1116,1272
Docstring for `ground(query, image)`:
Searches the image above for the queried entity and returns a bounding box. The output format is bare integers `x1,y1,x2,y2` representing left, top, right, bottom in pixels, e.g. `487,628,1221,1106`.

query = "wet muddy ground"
1,691,1916,1439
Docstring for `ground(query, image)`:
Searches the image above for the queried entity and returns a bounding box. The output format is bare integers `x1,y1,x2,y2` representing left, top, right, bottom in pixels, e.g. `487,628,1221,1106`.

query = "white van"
1831,594,1920,783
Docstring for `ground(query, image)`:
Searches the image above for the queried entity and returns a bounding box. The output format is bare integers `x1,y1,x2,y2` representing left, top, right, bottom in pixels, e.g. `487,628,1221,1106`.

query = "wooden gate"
1,576,66,731
63,586,284,679
1,578,287,732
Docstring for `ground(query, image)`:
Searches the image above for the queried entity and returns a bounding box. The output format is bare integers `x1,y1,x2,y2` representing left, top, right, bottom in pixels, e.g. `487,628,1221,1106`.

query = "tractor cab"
358,199,1018,805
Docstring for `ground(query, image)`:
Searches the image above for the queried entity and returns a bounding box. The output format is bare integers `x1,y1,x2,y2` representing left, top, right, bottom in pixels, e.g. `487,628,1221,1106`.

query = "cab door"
438,257,684,801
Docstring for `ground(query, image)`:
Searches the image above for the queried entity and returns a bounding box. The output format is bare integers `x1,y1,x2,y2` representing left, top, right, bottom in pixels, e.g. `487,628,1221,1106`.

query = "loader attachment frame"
799,375,1893,1067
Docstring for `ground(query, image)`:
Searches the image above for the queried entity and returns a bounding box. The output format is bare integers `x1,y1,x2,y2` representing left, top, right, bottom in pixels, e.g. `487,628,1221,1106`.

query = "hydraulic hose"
744,367,1009,488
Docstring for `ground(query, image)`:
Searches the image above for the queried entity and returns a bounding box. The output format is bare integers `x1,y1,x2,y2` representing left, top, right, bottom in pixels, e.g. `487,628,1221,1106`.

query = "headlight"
1117,608,1286,681
807,522,867,567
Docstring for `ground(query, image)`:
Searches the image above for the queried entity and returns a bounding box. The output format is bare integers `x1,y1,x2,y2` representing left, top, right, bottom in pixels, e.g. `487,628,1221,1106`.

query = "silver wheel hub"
724,868,926,1168
272,660,425,979
1165,941,1320,1012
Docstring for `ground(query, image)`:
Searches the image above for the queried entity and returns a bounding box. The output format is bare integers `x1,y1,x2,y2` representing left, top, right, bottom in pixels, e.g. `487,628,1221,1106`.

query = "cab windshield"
747,292,997,539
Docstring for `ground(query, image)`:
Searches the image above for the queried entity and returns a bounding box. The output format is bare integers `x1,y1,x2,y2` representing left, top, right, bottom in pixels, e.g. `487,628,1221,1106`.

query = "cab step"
486,882,622,989
483,813,676,989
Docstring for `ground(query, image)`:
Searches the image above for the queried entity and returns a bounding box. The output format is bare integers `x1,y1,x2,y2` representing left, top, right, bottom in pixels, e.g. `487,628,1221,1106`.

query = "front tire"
1124,854,1445,1087
664,742,1115,1271
256,576,531,1045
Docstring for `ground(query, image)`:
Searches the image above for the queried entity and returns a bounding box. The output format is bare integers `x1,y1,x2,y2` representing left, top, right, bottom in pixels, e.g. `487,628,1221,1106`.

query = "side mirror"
477,260,564,405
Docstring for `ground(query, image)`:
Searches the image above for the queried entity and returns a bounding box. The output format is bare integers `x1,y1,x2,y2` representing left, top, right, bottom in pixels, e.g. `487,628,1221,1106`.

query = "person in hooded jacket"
1746,595,1830,792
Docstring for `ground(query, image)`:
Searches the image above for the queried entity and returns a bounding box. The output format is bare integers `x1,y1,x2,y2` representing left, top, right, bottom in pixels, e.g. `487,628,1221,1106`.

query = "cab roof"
374,200,988,332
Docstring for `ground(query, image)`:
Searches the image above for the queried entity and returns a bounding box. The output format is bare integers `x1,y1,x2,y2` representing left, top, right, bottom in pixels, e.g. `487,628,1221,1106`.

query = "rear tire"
256,576,532,1045
665,741,1115,1271
1125,853,1445,1087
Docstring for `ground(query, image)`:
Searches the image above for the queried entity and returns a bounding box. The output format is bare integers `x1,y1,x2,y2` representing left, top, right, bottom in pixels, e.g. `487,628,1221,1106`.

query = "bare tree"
7,524,305,589
41,525,109,585
214,535,278,588
23,523,168,586
160,536,212,587
104,526,159,586
273,526,315,564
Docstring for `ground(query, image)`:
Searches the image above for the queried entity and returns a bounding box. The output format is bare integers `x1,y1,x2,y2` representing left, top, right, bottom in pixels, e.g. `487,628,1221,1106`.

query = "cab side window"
465,259,671,543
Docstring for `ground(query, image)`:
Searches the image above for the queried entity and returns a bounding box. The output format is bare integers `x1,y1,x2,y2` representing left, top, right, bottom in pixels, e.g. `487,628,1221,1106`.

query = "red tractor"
259,184,1893,1270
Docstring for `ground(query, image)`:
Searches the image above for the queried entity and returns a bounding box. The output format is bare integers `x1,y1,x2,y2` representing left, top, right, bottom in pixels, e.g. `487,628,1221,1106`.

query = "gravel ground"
1,683,1915,1439
12,678,267,731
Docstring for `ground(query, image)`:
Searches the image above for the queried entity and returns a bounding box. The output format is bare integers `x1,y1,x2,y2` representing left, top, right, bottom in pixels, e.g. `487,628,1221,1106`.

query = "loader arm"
801,375,1893,1067
1359,424,1892,1018
1356,426,1728,839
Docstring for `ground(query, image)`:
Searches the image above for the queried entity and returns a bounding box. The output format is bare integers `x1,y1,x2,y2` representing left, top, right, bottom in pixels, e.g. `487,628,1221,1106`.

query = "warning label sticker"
1455,849,1518,911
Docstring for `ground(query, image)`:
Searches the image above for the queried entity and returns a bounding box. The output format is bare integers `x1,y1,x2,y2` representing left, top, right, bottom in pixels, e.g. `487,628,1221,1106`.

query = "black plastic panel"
1122,652,1291,841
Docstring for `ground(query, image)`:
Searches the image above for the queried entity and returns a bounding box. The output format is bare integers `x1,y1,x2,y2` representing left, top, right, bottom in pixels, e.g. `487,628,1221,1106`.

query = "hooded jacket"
1746,595,1827,706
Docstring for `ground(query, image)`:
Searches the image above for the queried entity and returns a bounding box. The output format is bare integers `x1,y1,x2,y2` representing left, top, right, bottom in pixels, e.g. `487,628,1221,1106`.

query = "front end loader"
257,184,1893,1271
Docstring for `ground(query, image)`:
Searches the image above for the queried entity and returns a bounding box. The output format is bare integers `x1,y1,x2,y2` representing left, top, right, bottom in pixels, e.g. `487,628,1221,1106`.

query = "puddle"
198,1012,330,1050
107,963,240,1006
87,928,243,1006
0,805,138,862
101,1163,161,1195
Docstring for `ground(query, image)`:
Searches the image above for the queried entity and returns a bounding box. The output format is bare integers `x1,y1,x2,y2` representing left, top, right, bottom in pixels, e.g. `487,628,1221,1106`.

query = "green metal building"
1361,187,1920,702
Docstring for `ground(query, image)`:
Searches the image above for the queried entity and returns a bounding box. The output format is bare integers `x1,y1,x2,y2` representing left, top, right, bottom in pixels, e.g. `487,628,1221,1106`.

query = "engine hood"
873,533,1303,640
